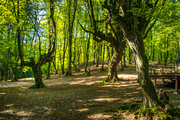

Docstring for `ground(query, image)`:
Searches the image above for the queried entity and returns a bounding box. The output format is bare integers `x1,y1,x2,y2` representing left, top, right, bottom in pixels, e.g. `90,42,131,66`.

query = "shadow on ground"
0,64,179,120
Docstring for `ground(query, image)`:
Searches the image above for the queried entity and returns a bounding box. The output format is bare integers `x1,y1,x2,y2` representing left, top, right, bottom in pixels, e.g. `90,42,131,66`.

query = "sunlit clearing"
76,108,89,112
88,98,119,102
0,92,6,95
88,113,112,119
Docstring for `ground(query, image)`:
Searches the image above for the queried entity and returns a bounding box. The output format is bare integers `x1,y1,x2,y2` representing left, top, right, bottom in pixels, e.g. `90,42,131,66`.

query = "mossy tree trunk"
108,40,126,82
102,0,166,108
31,63,45,88
127,35,160,108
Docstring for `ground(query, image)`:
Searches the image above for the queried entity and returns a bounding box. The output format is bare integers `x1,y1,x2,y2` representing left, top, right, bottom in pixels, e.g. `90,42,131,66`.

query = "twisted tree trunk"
31,63,45,88
127,35,160,107
108,40,126,82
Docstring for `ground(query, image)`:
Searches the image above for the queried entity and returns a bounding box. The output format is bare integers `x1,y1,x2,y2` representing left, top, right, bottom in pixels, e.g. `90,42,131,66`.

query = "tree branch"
143,0,166,39
78,21,115,46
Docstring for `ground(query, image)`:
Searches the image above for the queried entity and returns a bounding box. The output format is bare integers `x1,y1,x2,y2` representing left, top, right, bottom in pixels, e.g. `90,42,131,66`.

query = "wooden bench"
149,63,179,93
150,73,180,93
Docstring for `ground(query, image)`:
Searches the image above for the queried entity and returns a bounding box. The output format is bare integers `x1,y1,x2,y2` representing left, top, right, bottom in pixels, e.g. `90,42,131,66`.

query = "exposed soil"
0,64,179,120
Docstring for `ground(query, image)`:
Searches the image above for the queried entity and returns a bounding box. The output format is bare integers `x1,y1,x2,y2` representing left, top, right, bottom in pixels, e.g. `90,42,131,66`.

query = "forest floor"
0,64,179,120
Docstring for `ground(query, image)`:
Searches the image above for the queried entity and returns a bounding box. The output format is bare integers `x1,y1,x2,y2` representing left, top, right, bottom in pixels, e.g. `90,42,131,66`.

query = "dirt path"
0,65,179,120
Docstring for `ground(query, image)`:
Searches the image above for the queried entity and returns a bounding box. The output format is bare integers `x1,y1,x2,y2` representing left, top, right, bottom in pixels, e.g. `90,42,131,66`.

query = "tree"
80,0,126,82
17,0,56,88
102,0,166,108
66,0,78,76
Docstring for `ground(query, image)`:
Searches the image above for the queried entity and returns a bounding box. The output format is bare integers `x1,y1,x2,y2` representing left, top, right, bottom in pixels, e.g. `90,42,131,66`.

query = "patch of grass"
96,77,110,85
134,105,180,119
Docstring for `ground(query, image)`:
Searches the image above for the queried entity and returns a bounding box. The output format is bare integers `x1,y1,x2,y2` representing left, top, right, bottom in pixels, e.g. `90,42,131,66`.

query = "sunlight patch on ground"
121,112,135,120
16,111,34,116
88,113,112,119
69,79,101,85
118,74,137,80
100,84,128,88
125,91,140,95
0,92,6,95
5,104,13,107
0,109,14,114
19,78,34,81
77,99,83,102
75,108,89,112
0,82,33,88
0,109,34,117
100,83,138,88
96,75,107,79
88,98,119,102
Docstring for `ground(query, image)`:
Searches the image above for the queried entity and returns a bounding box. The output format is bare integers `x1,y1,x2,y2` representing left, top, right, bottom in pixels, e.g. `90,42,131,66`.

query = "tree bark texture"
127,35,160,108
31,64,45,88
108,40,126,82
66,0,78,76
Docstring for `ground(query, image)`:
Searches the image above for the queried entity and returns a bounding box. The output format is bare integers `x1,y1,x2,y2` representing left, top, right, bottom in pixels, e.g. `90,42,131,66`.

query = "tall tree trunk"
66,0,77,76
93,41,96,65
96,43,99,67
61,43,66,75
148,43,152,60
77,47,81,71
152,44,155,61
12,65,18,82
73,26,78,71
123,52,126,67
127,35,160,108
164,36,169,63
85,34,90,73
108,40,126,82
61,22,67,75
53,60,57,74
47,62,51,79
128,46,132,64
107,45,110,64
101,43,105,71
178,41,180,64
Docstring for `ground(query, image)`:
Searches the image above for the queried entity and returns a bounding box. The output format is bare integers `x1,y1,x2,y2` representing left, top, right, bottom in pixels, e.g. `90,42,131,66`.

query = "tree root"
111,77,119,82
96,77,110,84
29,83,45,89
116,102,179,120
